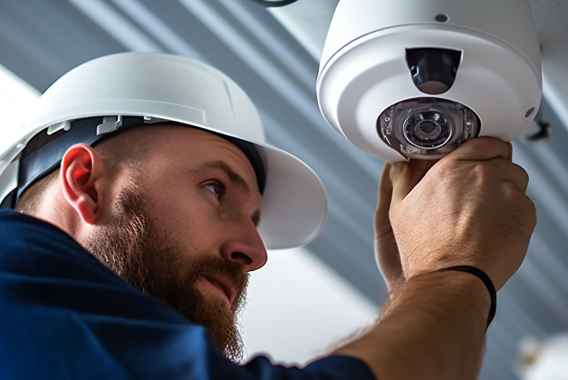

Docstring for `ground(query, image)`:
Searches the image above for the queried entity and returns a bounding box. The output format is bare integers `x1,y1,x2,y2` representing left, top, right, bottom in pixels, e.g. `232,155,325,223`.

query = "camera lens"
415,120,441,140
403,111,452,149
419,121,437,134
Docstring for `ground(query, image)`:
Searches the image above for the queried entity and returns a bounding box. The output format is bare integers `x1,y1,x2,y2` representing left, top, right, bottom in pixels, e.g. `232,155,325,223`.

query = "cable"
248,0,299,7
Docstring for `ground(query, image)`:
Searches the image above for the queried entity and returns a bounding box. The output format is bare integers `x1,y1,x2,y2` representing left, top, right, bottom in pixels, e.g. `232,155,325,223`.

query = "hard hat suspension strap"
4,116,266,208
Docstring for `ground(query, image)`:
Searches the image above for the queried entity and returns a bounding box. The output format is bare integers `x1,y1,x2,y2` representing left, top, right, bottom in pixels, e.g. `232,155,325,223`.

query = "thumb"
390,159,437,205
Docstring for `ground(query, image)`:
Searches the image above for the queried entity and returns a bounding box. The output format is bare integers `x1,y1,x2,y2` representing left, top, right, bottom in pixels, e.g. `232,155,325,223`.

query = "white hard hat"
0,52,328,250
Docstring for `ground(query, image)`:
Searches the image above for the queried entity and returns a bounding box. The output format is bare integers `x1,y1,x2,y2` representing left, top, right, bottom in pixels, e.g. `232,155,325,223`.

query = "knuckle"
500,181,521,202
471,162,495,183
472,137,510,158
516,164,530,188
501,180,517,195
501,189,537,234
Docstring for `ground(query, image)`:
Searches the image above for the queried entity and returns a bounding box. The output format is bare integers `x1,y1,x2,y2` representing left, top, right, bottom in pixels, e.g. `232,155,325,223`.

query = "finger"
375,164,403,289
375,164,393,237
482,158,530,193
444,137,512,163
390,159,437,205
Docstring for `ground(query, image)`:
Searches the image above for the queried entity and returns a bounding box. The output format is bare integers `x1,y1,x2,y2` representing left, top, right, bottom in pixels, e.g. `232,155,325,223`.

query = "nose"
220,220,268,272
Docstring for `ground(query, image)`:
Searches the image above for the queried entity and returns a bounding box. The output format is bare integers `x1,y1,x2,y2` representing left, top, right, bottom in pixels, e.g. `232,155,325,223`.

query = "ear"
60,144,105,225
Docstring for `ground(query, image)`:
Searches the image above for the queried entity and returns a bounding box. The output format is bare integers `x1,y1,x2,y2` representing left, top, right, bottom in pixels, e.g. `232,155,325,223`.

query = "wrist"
438,266,496,327
370,270,491,379
395,270,492,326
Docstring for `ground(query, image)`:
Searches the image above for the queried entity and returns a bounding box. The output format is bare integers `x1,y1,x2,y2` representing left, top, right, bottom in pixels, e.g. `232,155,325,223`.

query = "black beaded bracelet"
439,265,497,328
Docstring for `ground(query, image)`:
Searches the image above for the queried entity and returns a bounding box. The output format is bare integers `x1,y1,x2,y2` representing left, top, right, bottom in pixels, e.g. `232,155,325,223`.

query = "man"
0,52,536,380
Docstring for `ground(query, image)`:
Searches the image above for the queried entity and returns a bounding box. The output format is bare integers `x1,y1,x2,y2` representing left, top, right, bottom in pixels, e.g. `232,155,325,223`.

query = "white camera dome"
316,0,542,161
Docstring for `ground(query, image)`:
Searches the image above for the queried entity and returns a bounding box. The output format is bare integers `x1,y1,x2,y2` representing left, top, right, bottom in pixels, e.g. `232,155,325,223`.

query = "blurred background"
0,0,567,378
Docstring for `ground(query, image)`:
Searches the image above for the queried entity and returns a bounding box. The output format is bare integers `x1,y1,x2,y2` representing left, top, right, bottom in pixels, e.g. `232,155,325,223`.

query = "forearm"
333,270,490,380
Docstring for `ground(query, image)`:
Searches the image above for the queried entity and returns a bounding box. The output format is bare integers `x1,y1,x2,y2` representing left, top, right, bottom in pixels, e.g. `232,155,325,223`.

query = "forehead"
159,125,246,156
146,125,258,183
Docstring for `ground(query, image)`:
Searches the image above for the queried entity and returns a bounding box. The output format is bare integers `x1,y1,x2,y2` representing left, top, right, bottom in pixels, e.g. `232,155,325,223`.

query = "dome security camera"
316,0,542,161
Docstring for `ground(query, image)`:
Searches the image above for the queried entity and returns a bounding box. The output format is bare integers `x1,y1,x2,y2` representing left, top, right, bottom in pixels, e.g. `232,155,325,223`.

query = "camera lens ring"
378,97,481,159
403,111,453,150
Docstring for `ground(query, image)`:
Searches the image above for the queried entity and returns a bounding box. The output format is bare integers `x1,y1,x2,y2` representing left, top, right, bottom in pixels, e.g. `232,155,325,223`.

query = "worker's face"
84,126,267,362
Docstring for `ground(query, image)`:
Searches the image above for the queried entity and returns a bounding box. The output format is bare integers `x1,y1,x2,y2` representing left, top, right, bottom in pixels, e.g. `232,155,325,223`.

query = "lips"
206,276,236,308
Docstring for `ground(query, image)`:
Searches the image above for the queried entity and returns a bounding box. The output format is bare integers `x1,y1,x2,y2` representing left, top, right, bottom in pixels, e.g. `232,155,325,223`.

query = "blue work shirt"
0,210,376,380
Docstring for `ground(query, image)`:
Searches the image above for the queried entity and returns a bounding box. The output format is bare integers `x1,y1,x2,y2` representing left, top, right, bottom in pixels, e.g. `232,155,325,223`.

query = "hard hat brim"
254,142,328,250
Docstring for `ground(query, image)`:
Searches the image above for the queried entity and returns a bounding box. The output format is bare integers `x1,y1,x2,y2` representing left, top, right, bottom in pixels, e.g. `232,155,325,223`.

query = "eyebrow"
198,161,262,227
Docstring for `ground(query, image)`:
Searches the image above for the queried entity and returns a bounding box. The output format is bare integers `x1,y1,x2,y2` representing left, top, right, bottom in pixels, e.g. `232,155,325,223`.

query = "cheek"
145,188,221,252
136,167,225,251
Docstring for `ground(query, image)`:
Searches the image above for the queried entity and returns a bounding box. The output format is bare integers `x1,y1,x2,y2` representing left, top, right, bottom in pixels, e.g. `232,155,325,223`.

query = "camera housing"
316,0,542,161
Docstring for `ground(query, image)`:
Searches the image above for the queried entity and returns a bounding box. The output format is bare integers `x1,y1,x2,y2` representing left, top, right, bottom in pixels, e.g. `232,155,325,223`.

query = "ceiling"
1,0,567,379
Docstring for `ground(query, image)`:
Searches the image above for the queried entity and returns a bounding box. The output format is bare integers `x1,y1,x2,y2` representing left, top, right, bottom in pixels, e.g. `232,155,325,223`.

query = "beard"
83,183,249,362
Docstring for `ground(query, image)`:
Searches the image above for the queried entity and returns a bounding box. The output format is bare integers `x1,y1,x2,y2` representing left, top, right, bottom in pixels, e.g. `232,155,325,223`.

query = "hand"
375,161,435,294
388,137,536,291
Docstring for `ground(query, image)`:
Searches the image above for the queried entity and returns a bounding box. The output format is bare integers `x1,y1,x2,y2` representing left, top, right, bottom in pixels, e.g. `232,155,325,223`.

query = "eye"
204,181,225,199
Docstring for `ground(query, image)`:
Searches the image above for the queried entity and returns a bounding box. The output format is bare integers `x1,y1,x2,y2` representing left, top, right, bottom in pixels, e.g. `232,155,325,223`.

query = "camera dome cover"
317,0,542,161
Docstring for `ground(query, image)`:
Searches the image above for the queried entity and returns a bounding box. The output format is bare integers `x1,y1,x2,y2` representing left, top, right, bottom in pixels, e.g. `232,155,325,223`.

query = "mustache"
182,255,250,306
